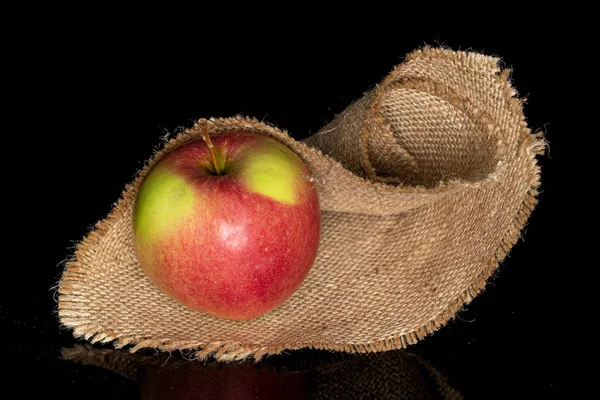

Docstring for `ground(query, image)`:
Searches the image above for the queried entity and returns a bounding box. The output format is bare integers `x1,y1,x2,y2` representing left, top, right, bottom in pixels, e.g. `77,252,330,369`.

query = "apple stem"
200,118,222,175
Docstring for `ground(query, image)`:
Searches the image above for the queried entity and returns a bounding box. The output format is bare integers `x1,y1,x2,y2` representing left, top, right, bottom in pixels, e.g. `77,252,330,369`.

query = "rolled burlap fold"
58,47,543,361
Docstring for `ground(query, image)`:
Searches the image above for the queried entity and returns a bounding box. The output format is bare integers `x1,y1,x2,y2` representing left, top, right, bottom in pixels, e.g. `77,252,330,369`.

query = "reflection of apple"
133,130,321,320
61,344,462,398
139,362,309,400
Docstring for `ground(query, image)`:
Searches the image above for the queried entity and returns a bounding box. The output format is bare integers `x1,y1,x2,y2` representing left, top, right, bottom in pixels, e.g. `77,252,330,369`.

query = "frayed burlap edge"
58,47,544,362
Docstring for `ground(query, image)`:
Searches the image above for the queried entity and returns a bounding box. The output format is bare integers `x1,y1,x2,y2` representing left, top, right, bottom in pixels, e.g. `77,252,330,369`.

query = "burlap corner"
58,47,544,362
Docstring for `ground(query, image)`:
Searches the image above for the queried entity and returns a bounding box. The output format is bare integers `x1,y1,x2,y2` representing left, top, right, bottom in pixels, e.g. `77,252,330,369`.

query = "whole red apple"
132,130,320,320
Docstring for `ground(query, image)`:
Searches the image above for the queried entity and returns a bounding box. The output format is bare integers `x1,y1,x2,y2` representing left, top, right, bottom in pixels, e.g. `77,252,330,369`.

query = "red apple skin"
133,131,320,321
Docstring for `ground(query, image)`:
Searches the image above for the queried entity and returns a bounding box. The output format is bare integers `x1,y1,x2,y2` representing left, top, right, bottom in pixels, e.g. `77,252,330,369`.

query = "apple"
132,128,320,320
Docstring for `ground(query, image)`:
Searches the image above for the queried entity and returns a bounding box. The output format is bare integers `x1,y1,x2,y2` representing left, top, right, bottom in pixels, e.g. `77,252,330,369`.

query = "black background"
6,18,579,399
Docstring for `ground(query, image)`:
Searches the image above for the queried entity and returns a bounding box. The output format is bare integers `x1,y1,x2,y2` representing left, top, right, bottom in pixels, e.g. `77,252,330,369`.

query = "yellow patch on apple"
133,168,195,245
241,143,303,205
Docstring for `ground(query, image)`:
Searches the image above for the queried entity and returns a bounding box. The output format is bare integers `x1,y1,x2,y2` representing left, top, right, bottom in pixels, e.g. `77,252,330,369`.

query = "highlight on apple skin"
132,131,321,321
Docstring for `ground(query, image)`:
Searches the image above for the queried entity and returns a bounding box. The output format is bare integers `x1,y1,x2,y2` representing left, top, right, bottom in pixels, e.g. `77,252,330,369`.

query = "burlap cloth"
58,47,544,362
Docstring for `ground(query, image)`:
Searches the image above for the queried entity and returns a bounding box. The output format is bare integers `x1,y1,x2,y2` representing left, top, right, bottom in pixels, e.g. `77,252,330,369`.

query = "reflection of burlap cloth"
58,47,543,361
62,344,463,399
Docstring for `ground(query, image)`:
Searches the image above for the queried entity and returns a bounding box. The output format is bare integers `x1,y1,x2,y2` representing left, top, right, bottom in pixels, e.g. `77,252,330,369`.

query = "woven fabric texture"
58,47,544,361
